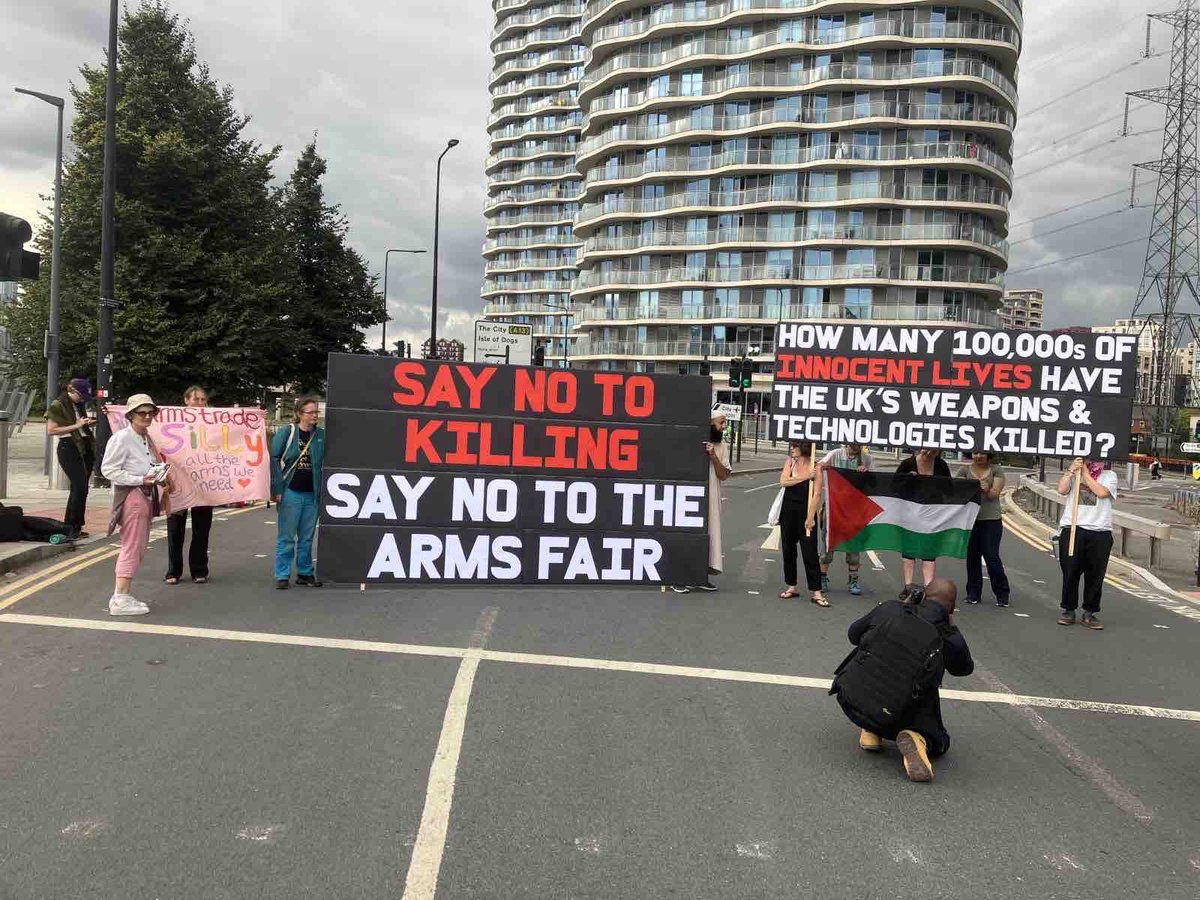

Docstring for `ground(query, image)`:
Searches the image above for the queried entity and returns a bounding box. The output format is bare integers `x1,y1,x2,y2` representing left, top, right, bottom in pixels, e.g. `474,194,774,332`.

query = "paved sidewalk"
1,423,111,573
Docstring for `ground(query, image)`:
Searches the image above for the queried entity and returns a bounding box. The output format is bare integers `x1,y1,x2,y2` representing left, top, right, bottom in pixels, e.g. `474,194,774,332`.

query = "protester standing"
818,443,872,595
270,397,325,589
101,394,170,616
672,412,730,594
1150,457,1163,480
165,385,213,585
779,440,828,607
1056,458,1118,630
897,449,951,586
957,452,1010,607
45,378,97,539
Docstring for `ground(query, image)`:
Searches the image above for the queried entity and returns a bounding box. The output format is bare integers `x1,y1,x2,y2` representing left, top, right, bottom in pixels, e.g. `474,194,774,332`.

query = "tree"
1,1,287,405
275,142,382,392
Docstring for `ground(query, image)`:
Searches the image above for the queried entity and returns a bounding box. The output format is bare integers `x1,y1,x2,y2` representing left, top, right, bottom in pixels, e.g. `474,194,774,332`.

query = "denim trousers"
275,488,317,580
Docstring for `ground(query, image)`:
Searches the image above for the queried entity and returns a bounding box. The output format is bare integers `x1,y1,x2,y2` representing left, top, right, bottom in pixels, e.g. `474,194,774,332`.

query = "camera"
899,584,926,606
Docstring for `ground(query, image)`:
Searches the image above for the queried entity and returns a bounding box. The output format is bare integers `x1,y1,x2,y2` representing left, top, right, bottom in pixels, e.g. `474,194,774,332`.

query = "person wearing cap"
46,378,98,540
101,394,171,616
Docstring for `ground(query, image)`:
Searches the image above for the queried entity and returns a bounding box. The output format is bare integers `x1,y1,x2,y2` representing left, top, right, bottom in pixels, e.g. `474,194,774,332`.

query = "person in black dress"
779,440,829,607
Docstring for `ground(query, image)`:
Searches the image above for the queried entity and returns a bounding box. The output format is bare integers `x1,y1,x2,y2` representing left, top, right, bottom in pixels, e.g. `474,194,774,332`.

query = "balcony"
490,46,587,85
490,113,584,146
483,233,582,254
571,262,1005,293
571,301,1002,329
486,139,578,170
580,222,1010,258
487,207,579,229
493,25,583,64
492,69,583,102
588,6,1019,51
489,94,580,129
581,137,1011,187
575,180,1010,229
493,1,586,42
485,184,585,212
579,42,1019,109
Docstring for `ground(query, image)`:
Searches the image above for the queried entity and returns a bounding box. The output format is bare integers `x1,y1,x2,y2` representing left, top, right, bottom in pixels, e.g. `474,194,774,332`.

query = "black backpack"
830,605,945,736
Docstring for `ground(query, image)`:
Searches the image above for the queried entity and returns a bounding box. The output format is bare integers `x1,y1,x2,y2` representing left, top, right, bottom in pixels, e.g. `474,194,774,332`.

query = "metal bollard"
0,411,9,499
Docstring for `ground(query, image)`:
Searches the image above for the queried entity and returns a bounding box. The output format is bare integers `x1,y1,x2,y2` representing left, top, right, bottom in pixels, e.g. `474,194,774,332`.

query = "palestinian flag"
826,470,981,560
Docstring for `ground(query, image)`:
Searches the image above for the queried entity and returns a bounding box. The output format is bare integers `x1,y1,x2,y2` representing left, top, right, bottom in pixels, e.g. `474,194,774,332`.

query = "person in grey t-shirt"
956,452,1010,607
818,443,872,595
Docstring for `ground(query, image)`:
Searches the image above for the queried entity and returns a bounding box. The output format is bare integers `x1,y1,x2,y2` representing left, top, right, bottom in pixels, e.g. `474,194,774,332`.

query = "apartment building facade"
1000,286,1042,329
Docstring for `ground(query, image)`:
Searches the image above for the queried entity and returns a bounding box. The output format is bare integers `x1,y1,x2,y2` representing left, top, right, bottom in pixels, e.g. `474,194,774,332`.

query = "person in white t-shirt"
1055,458,1118,630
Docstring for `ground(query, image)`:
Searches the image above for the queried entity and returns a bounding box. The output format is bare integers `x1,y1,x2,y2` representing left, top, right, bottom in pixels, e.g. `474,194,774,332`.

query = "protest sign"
106,406,270,510
771,324,1139,459
318,354,712,584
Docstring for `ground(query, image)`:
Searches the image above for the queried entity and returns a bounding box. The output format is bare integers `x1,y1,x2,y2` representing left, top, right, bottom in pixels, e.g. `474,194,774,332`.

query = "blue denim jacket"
270,424,325,496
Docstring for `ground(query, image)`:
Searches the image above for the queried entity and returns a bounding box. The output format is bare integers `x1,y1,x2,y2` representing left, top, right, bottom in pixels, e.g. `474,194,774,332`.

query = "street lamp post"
94,0,119,482
381,248,426,354
542,300,570,367
430,138,459,356
14,87,65,477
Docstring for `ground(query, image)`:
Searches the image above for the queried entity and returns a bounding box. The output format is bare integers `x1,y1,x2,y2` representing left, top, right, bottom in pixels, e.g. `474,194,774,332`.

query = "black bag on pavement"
20,515,71,543
0,506,24,542
830,606,944,736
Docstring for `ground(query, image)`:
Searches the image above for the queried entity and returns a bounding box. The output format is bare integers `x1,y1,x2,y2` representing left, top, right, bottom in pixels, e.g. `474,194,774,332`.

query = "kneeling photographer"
829,578,974,783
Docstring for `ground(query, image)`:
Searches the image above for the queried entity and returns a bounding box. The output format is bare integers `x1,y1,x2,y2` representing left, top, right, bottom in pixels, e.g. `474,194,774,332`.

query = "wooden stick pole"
805,444,817,536
1068,469,1082,556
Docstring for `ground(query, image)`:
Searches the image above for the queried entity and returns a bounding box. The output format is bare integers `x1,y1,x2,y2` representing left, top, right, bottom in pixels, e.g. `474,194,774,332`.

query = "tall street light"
14,87,65,476
381,248,426,353
94,0,119,481
429,138,459,357
542,300,571,368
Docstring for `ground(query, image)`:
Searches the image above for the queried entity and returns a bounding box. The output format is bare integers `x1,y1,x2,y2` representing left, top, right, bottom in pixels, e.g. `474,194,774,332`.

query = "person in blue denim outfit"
270,397,325,589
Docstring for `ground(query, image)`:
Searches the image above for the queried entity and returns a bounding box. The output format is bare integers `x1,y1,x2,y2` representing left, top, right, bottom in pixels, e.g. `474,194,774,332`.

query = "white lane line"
743,482,779,494
2,613,1198,724
866,551,886,571
975,666,1154,826
402,606,498,900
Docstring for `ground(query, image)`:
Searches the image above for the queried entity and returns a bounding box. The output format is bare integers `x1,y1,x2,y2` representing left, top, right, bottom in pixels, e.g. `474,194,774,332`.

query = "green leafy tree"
2,1,287,405
275,141,382,392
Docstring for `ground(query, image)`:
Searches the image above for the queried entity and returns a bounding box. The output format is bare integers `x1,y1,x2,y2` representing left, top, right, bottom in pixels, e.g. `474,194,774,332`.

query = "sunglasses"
132,409,156,418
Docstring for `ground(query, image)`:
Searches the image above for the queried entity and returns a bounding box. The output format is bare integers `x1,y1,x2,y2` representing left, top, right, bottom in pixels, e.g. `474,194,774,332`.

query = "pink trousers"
115,489,152,579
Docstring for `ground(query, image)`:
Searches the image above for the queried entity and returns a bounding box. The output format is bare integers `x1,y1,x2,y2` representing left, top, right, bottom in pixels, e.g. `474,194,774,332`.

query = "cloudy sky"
0,0,1189,348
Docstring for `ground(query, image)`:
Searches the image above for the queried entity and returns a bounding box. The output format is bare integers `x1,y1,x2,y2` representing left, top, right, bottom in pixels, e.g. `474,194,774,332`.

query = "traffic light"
1193,416,1200,442
0,212,40,282
740,358,755,389
728,358,740,388
699,358,710,377
396,340,407,358
533,343,546,366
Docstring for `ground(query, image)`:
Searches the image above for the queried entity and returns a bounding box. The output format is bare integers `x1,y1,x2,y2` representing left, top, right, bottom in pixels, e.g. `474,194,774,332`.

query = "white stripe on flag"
868,495,979,535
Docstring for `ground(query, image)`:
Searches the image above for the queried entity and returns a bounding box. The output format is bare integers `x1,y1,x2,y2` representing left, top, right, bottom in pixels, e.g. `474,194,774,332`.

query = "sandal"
779,588,800,599
810,594,831,608
164,576,179,586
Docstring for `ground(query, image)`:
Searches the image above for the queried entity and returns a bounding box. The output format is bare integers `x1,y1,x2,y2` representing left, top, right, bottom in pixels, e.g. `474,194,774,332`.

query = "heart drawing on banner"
237,478,252,488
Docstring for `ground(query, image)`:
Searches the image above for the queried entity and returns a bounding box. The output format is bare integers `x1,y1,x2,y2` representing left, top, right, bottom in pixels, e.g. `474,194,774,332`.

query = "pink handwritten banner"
107,407,270,511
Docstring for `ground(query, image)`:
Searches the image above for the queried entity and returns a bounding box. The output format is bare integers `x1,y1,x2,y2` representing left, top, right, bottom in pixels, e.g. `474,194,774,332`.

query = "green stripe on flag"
833,523,973,560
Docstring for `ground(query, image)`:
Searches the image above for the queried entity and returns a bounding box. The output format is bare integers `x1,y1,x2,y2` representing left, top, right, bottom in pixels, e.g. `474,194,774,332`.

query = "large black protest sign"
318,354,712,584
771,324,1139,459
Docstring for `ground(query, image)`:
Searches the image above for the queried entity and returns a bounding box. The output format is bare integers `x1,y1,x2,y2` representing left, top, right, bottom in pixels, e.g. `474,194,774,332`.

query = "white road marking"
1044,851,1085,873
747,591,760,596
3,613,1199,724
735,841,775,860
573,837,602,854
1014,613,1031,618
743,483,779,494
1154,624,1170,629
60,818,106,838
976,666,1154,826
402,607,498,900
236,824,284,843
867,551,885,571
1034,580,1046,585
888,843,924,865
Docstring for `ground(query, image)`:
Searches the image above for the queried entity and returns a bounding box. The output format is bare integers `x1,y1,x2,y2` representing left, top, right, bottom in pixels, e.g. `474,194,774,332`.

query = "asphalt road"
0,484,1198,899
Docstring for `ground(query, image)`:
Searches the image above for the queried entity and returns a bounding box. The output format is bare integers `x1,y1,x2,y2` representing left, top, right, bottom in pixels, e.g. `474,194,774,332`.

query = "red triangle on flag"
826,469,884,549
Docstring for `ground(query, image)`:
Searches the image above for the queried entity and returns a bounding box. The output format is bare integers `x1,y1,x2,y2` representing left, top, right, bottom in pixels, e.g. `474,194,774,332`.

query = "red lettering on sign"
393,361,426,405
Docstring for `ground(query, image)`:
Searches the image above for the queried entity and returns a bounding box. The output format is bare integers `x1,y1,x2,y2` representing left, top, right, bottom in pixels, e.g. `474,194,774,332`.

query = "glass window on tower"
845,288,873,320
681,70,704,97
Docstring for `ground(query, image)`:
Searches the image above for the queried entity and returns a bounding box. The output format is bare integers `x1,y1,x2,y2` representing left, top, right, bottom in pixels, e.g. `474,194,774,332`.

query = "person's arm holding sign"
805,464,824,535
707,440,730,481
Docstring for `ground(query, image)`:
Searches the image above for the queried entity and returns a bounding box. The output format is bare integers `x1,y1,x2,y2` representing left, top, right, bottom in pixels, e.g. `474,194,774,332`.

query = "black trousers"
780,503,822,591
57,440,93,530
1059,527,1113,613
966,519,1010,602
166,506,213,579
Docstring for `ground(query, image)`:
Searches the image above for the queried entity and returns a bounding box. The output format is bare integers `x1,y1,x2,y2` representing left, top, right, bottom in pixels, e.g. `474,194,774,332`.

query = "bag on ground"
829,607,944,736
20,515,71,543
0,505,24,542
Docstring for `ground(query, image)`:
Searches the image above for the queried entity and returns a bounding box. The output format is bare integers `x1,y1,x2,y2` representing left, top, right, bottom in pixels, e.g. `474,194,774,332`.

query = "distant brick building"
422,337,465,361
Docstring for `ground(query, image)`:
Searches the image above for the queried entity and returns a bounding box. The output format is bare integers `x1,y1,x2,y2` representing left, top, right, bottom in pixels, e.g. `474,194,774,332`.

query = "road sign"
474,321,532,366
1181,442,1200,454
711,402,742,422
1193,463,1200,481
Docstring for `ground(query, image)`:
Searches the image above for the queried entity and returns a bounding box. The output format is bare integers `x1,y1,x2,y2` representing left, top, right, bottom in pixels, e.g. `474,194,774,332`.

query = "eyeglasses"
132,410,156,419
300,408,319,416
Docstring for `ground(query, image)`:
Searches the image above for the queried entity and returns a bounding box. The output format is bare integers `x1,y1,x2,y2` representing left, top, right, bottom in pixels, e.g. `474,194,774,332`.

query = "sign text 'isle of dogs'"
474,320,532,366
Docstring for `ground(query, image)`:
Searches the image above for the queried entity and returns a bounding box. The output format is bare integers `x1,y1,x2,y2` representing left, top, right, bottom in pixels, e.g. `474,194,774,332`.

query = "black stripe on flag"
839,471,981,506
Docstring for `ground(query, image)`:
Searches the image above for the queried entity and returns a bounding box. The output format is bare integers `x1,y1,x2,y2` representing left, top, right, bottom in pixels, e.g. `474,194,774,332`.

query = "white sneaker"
109,594,149,616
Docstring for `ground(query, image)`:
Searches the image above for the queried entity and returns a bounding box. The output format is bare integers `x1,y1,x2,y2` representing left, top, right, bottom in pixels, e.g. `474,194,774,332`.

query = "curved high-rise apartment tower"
485,2,1021,407
483,0,587,366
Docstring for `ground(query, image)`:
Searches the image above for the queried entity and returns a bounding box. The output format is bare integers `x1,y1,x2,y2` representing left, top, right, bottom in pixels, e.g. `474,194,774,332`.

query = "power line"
1014,128,1163,181
1009,188,1134,230
1009,205,1152,247
1014,103,1152,162
1021,11,1148,74
1021,55,1163,119
1007,235,1149,277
